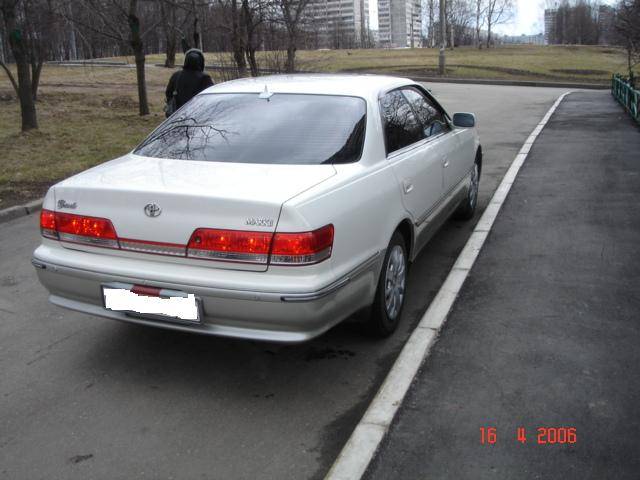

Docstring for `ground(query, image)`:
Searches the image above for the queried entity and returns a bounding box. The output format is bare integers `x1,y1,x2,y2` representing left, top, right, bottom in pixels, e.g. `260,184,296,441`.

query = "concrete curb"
323,91,574,480
0,198,43,224
410,76,608,90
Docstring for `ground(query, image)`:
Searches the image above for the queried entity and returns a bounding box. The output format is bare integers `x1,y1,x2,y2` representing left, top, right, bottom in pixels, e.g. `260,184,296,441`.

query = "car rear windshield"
135,93,366,164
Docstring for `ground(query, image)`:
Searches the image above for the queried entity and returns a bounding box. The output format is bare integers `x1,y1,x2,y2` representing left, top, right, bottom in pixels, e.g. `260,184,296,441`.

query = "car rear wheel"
364,231,407,337
454,159,480,221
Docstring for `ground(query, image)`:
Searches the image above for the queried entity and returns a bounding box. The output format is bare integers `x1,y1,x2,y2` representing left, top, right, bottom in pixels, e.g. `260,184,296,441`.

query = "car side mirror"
452,113,476,128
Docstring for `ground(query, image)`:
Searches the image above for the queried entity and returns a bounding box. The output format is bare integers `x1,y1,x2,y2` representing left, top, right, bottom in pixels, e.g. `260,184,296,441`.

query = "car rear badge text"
57,200,77,210
246,217,274,227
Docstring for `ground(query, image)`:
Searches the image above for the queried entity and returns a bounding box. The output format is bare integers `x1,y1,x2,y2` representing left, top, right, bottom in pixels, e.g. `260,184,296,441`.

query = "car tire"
454,157,480,221
364,231,408,337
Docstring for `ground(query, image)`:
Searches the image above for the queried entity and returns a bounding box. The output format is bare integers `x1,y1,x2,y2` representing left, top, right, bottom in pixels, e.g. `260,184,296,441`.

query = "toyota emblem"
144,203,162,218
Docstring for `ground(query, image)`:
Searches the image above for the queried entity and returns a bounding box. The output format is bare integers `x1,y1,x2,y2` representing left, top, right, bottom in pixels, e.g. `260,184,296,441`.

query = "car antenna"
259,85,273,100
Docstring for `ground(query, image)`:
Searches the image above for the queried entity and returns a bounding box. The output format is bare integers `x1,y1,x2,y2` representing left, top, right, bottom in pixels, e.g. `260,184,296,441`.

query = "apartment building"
309,0,370,48
378,0,422,48
544,8,557,45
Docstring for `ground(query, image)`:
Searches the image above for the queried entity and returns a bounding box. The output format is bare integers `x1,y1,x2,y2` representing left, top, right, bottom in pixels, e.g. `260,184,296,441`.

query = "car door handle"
403,181,414,194
442,159,450,168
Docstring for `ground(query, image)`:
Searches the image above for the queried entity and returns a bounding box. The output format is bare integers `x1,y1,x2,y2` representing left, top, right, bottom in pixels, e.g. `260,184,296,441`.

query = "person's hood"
184,48,205,71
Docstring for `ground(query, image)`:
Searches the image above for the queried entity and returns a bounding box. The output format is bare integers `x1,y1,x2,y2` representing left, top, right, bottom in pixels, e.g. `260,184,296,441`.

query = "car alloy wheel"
384,244,406,321
469,163,479,210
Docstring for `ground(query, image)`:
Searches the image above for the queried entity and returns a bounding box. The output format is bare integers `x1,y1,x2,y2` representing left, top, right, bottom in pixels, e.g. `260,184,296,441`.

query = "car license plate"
102,283,200,323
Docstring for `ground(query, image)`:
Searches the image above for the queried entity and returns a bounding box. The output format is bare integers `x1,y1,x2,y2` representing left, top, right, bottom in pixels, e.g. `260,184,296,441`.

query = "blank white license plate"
102,284,200,323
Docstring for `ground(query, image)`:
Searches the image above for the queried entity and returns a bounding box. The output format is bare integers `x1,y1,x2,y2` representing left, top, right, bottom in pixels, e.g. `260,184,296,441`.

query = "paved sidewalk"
365,91,640,479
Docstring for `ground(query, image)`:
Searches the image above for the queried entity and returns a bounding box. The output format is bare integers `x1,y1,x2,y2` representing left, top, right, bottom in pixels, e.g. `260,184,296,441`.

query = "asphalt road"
366,91,640,479
0,83,569,480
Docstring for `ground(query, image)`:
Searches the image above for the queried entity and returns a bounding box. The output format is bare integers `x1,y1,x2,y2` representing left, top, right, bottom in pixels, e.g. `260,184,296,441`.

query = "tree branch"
0,60,19,96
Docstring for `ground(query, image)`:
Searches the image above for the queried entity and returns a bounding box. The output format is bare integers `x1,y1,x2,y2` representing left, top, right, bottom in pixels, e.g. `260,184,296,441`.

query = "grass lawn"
144,44,634,84
300,44,634,84
0,64,196,209
0,45,635,209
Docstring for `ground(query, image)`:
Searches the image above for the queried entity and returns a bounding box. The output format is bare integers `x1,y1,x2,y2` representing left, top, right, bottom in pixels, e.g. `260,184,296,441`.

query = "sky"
369,0,617,36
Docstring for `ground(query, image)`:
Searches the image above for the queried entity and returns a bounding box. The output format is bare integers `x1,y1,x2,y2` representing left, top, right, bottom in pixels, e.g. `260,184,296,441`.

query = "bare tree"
485,0,513,47
276,0,311,73
129,0,150,114
438,0,445,74
242,0,269,76
209,0,247,76
159,0,189,68
230,0,247,76
615,0,640,78
474,0,486,48
61,0,160,115
446,0,473,47
191,0,203,49
426,0,435,47
0,0,52,130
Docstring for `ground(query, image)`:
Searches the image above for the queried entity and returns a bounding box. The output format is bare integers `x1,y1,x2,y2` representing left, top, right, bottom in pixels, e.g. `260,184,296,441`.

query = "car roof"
202,74,415,98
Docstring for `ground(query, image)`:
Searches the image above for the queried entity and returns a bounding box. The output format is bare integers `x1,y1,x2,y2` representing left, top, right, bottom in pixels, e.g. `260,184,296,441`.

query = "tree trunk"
191,0,203,50
67,2,78,60
285,33,296,73
31,59,43,101
475,1,481,48
246,48,258,77
232,43,247,76
428,0,434,47
450,24,454,49
231,0,247,76
486,24,492,48
4,8,38,131
193,18,201,50
438,0,446,75
128,1,149,116
165,35,177,68
241,0,259,77
161,2,177,68
133,50,149,116
16,59,37,129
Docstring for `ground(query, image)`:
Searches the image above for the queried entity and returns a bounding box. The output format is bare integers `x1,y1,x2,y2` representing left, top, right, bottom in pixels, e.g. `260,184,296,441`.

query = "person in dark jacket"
165,49,213,115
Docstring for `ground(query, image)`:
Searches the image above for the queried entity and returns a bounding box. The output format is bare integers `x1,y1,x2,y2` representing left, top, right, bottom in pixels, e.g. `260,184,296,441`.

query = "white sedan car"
32,74,481,343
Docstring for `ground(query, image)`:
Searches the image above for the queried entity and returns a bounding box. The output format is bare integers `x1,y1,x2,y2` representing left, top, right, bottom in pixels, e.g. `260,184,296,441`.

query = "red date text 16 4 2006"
480,427,577,445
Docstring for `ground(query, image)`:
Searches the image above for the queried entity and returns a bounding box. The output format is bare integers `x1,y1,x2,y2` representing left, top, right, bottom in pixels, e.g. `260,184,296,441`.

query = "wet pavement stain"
69,454,93,464
304,347,356,361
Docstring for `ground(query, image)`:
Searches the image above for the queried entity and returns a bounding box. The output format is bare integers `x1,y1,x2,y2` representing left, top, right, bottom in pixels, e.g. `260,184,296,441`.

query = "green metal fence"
612,74,640,124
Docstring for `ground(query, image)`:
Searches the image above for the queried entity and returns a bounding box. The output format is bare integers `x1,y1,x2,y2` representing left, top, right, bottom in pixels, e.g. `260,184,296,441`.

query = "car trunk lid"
52,154,336,271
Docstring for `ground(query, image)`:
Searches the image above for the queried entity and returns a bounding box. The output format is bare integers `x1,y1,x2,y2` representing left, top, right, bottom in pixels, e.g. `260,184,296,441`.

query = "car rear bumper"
32,247,382,343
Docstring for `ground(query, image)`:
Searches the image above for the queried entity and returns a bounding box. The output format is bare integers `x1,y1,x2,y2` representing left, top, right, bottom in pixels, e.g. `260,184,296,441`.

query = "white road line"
324,91,573,480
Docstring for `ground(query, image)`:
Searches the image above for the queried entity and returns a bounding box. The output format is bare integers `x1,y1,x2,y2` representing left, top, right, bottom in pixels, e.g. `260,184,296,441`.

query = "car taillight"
186,225,334,265
40,209,119,248
40,210,57,239
40,209,333,267
187,229,273,264
271,224,334,265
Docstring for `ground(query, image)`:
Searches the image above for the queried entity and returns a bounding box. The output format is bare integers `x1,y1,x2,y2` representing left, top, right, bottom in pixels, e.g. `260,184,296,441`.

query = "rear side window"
402,87,451,138
135,93,366,164
380,90,423,154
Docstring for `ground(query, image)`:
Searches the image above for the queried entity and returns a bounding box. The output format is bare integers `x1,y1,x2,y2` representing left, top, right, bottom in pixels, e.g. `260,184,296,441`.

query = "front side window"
401,87,451,139
135,93,366,164
380,90,423,154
